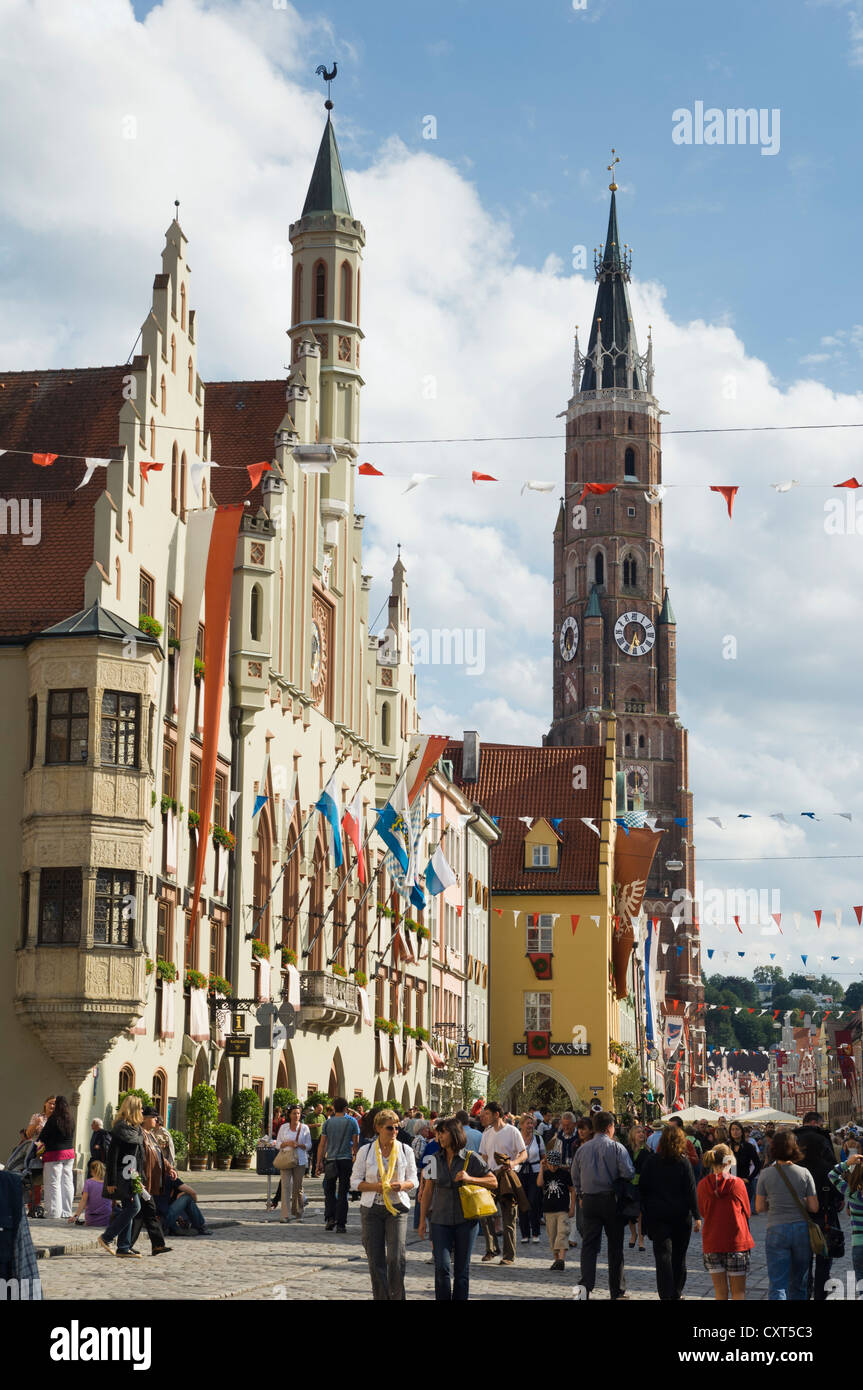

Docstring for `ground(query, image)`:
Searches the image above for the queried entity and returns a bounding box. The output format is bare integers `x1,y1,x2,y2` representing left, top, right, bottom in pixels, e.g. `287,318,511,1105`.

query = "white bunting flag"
771,480,799,492
581,817,600,835
76,457,112,490
591,915,601,929
518,816,533,830
511,910,521,931
834,909,842,930
229,790,241,820
403,473,436,493
521,480,556,495
644,485,665,504
190,459,218,496
707,816,725,829
836,812,853,822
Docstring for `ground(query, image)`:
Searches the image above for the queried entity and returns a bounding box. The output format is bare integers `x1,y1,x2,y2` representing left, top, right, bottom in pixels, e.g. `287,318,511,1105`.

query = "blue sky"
141,0,862,388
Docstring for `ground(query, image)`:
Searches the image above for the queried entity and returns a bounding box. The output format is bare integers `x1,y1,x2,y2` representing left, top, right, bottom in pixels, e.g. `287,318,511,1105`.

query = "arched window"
309,840,325,970
282,827,299,954
381,701,390,745
252,805,272,946
622,553,637,588
115,557,121,600
170,335,176,373
594,551,605,586
160,376,166,414
356,269,361,325
180,450,187,519
128,511,133,553
624,731,632,748
638,733,646,749
118,1064,135,1100
180,284,187,331
149,418,156,457
250,584,262,641
313,260,327,318
627,416,634,432
340,261,352,321
625,447,637,477
195,418,200,455
596,416,602,431
171,443,179,515
293,265,303,324
188,357,194,394
151,1069,167,1121
565,553,577,599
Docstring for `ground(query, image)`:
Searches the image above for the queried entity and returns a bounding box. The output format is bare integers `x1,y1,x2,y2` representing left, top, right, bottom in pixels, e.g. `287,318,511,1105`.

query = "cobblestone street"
31,1171,859,1302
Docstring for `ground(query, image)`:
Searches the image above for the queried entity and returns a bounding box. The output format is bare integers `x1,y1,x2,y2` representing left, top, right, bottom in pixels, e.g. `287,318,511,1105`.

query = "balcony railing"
299,969,359,1034
623,700,646,714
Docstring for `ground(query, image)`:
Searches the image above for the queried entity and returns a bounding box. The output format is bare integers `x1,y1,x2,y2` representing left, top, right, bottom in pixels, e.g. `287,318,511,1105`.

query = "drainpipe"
229,704,243,1103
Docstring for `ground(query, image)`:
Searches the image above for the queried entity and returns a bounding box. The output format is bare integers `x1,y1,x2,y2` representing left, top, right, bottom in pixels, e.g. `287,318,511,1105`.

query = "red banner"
188,505,244,936
527,952,552,980
526,1031,551,1059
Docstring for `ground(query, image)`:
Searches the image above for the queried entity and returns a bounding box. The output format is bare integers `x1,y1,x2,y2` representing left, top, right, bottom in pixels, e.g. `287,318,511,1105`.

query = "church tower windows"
381,701,390,747
340,261,353,321
170,335,176,373
313,261,327,319
593,551,605,587
187,357,194,394
160,375,166,414
622,552,637,588
293,265,303,324
624,447,637,478
250,584,262,642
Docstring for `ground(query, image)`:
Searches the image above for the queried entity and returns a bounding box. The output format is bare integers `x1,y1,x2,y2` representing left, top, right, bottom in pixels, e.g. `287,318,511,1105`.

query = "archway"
327,1064,338,1100
401,1082,411,1110
413,1084,424,1109
215,1054,231,1121
192,1048,209,1091
373,1079,384,1103
276,1056,288,1091
498,1063,581,1115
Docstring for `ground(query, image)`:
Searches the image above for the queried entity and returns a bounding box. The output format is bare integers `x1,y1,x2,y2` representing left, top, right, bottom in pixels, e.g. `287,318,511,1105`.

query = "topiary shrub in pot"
231,1087,264,1167
186,1082,219,1170
169,1128,188,1170
212,1123,244,1170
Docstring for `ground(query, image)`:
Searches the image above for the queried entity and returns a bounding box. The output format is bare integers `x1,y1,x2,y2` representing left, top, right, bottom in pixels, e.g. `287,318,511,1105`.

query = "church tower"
545,160,705,1103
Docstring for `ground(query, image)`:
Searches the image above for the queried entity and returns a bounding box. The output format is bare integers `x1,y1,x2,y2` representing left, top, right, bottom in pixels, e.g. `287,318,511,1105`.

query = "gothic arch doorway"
327,1064,339,1100
328,1047,345,1101
276,1057,288,1091
499,1064,580,1115
192,1048,209,1091
373,1079,384,1103
215,1055,231,1121
414,1085,424,1109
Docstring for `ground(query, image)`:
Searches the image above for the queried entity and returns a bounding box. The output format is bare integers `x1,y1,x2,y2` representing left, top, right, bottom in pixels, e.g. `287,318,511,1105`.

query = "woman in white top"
350,1107,418,1300
274,1105,312,1222
518,1113,546,1244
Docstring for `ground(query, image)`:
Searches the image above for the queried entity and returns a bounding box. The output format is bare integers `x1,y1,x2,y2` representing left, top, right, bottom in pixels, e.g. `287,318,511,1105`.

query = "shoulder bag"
274,1131,299,1170
458,1152,497,1220
774,1164,828,1257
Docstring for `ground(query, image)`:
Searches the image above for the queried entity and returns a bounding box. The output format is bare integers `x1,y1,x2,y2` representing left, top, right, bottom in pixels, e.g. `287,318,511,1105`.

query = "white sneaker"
521,1236,529,1244
532,1235,540,1243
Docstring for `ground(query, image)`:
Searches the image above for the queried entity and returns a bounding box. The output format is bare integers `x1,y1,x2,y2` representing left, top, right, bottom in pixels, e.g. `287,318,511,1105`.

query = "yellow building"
446,723,626,1113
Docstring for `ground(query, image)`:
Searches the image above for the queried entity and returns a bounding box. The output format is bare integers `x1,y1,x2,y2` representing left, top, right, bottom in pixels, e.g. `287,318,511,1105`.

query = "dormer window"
531,844,550,867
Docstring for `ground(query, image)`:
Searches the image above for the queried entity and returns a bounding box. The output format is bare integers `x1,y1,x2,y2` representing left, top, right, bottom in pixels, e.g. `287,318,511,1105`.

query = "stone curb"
32,1216,239,1259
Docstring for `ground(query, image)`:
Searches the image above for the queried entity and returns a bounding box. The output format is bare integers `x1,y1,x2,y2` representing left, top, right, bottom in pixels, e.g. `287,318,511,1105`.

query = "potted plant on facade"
139,614,163,641
194,656,205,680
186,1082,218,1171
212,824,235,851
279,945,297,969
212,1123,243,1170
332,963,348,978
160,794,177,817
250,938,270,961
145,957,154,976
414,1026,429,1042
156,958,177,983
187,809,200,832
353,969,367,987
208,972,230,996
185,968,208,992
232,1088,264,1168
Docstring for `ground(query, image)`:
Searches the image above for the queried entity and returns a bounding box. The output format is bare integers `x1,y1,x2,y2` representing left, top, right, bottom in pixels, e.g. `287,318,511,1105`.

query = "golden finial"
607,148,620,192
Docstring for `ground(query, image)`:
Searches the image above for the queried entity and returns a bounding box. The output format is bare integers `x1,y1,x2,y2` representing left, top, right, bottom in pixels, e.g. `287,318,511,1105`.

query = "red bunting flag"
834,477,861,488
814,909,822,928
578,482,617,504
455,904,463,917
854,906,863,925
771,913,783,934
139,460,164,480
246,461,272,492
32,452,58,467
571,914,579,935
358,462,383,475
493,907,503,917
733,915,742,933
773,1010,781,1019
710,485,738,518
471,471,497,483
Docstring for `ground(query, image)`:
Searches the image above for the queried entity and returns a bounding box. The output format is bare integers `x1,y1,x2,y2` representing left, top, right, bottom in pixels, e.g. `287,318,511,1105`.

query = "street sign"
456,1043,472,1062
225,1035,251,1058
254,1022,287,1050
271,1022,287,1049
257,1002,279,1022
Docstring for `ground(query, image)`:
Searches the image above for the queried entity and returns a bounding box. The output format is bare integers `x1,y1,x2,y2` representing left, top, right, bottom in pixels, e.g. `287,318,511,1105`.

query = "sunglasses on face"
381,1124,397,1132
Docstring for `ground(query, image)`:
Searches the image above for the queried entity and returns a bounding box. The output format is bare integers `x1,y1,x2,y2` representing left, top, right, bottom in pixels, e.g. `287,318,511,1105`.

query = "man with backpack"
795,1111,843,1299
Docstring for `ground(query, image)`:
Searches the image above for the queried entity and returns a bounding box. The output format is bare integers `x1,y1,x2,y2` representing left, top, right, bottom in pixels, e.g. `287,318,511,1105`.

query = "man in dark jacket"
89,1119,111,1164
795,1112,840,1299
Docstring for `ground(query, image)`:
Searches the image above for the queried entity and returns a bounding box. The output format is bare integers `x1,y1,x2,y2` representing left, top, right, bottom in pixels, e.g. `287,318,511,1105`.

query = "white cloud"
2,0,862,981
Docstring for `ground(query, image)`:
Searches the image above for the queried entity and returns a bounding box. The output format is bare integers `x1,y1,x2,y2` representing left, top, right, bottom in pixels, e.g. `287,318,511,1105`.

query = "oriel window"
46,690,88,764
94,869,135,945
101,691,140,767
38,868,82,944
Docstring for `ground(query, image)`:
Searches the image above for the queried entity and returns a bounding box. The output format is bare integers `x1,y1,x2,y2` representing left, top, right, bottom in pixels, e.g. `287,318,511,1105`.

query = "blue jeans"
766,1221,810,1300
431,1220,479,1300
102,1194,141,1253
164,1193,205,1233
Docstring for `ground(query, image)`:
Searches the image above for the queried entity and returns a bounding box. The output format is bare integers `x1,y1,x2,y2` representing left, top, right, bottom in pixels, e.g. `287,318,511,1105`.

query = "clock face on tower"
625,765,649,799
559,616,579,661
614,610,656,657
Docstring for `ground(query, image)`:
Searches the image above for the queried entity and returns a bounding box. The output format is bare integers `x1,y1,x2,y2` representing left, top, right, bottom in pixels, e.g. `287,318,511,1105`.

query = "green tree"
843,981,863,1011
754,964,785,987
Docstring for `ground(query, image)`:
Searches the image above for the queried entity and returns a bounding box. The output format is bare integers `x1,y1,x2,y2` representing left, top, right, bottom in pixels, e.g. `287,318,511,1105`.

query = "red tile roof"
445,741,605,893
0,367,127,636
204,381,288,507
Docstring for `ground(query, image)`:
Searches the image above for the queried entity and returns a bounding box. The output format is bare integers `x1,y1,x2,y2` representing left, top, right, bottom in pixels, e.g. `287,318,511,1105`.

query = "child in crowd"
537,1143,573,1272
68,1159,113,1227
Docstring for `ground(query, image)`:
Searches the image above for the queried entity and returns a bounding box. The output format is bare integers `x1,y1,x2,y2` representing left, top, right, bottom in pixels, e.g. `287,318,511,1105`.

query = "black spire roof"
579,189,644,393
41,601,162,648
302,114,353,218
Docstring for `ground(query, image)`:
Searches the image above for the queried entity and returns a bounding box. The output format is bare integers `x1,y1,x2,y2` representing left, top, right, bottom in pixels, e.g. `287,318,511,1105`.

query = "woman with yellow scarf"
351,1108,418,1300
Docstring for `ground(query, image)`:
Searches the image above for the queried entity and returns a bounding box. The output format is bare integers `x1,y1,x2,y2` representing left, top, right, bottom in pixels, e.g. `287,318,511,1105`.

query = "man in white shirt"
478,1101,528,1266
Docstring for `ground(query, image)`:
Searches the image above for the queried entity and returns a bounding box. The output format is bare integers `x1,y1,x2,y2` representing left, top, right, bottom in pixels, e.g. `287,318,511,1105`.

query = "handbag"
774,1164,828,1257
274,1145,299,1171
457,1153,497,1220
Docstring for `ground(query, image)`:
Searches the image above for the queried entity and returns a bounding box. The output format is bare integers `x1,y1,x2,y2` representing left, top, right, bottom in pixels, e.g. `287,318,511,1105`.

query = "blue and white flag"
252,752,269,819
425,845,457,897
376,773,412,876
315,774,343,868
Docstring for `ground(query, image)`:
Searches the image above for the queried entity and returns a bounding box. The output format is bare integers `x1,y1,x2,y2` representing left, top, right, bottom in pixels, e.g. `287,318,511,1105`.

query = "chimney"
462,730,480,782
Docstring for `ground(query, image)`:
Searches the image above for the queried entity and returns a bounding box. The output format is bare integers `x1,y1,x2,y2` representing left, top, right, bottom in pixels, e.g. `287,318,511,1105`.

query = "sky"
2,0,862,986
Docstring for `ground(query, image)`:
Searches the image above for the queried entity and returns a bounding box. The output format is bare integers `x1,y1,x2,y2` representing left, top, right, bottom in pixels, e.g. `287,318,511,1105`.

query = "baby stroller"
5,1136,44,1217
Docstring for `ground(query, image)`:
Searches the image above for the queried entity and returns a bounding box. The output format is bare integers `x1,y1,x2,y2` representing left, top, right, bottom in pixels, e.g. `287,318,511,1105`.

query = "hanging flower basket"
187,810,200,831
161,795,178,817
145,957,155,976
251,938,270,960
185,968,208,991
280,946,298,968
208,973,230,996
353,970,367,986
212,825,236,851
332,964,348,978
156,958,178,983
194,657,205,680
139,614,163,640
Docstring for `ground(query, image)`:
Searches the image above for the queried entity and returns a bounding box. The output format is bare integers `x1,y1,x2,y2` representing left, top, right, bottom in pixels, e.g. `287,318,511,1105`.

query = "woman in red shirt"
697,1143,754,1301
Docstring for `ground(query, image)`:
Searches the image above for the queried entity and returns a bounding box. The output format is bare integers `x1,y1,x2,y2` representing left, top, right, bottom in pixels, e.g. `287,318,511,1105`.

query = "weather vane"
607,148,620,192
315,61,338,111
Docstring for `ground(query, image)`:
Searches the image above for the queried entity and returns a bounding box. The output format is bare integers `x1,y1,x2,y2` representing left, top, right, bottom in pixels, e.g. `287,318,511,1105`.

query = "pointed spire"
585,584,602,618
579,156,644,395
302,114,353,218
658,588,676,625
